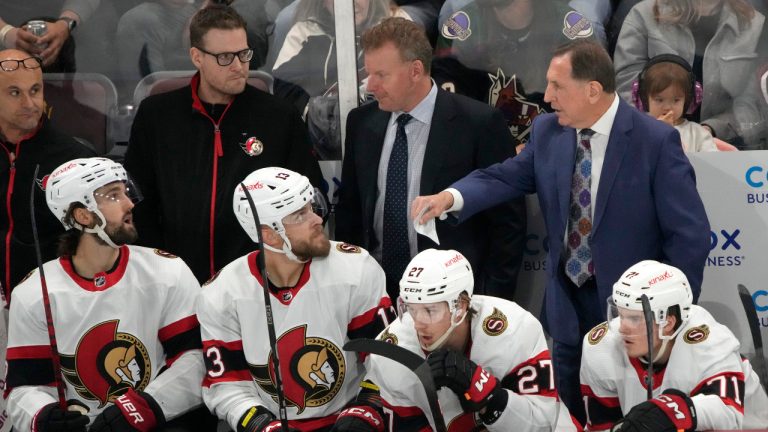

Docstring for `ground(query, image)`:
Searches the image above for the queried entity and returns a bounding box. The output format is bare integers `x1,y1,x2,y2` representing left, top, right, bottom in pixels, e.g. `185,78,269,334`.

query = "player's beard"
291,230,331,260
95,220,138,247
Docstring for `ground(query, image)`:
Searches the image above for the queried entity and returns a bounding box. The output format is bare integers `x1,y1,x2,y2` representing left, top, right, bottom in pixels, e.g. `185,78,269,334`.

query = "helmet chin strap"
77,209,120,249
263,232,308,264
423,308,468,352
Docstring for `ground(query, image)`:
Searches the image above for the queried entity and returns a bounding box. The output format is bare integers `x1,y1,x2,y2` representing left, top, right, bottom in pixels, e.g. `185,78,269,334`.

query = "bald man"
0,48,94,303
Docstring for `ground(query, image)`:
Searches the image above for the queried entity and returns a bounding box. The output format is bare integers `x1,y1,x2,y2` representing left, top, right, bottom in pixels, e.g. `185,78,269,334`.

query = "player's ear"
73,207,94,228
662,314,678,336
260,225,281,247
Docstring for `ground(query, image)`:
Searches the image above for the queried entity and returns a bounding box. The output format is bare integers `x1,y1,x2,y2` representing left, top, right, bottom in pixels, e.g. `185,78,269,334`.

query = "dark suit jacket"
452,98,711,345
336,89,526,298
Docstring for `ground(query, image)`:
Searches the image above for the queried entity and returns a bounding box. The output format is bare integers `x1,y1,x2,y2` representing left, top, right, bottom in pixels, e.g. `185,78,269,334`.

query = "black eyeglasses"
195,47,253,66
0,56,42,72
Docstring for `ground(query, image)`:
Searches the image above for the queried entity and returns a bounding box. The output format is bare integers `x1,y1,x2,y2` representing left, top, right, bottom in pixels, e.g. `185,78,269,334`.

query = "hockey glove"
331,405,386,432
427,348,507,417
33,402,89,432
90,388,165,432
236,406,299,432
611,389,697,432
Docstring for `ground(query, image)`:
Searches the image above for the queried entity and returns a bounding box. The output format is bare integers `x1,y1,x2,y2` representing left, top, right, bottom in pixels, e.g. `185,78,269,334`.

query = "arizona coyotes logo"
251,325,345,413
482,308,508,336
683,325,710,344
588,322,609,345
240,136,264,156
61,320,151,407
487,69,544,144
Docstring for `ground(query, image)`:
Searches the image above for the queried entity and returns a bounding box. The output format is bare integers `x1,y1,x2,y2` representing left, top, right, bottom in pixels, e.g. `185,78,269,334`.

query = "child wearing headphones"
633,55,717,152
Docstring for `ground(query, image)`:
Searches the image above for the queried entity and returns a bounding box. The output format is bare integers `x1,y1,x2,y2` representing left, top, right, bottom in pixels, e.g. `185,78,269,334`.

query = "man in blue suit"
412,39,710,424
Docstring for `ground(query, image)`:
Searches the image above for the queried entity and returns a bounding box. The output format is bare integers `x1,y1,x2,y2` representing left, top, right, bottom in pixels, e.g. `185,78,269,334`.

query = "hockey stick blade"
344,339,447,432
737,284,768,395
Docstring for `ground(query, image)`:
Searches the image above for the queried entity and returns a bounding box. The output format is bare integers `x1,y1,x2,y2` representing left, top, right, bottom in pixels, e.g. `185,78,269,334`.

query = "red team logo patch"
683,325,710,344
240,137,264,156
336,243,361,254
482,308,508,336
588,322,609,345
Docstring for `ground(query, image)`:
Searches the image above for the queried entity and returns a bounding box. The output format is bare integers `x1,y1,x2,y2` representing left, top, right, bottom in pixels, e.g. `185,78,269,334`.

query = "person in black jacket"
0,49,95,303
125,4,322,284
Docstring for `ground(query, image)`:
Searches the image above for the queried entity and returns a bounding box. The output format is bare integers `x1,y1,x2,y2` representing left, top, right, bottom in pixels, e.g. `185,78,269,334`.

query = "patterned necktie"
382,113,413,286
565,129,595,287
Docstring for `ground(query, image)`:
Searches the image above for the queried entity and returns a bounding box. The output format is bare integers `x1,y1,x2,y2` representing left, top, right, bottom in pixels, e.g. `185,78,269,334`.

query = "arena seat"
43,73,119,155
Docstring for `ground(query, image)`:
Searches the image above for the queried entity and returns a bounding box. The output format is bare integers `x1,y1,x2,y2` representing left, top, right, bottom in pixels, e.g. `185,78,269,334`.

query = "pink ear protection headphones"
631,53,703,116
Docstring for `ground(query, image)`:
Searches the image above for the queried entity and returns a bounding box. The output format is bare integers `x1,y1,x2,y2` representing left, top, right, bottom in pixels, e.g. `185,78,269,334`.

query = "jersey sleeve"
144,258,205,421
363,353,432,431
688,364,745,429
579,331,622,432
198,286,266,431
5,280,61,431
488,319,578,432
346,253,395,342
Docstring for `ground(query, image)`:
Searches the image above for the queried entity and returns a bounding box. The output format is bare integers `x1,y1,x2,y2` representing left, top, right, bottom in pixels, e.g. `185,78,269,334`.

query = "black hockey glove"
34,402,89,432
427,348,507,419
331,405,385,432
236,406,299,432
611,389,697,432
90,388,165,432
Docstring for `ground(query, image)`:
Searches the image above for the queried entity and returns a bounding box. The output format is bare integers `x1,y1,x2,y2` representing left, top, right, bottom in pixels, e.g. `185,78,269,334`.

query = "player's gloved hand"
427,348,507,418
331,405,385,432
90,388,165,432
236,406,299,432
611,388,697,432
33,402,89,432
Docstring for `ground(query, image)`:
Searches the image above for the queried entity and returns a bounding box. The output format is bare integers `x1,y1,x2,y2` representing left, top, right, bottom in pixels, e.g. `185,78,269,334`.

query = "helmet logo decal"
587,322,609,345
60,320,151,408
240,136,264,156
250,325,345,414
648,271,673,286
482,308,508,336
683,325,709,344
37,175,49,191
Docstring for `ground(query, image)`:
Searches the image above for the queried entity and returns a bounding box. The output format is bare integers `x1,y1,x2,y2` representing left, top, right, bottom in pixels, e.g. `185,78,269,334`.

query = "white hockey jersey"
363,295,582,432
580,305,768,431
198,242,394,431
6,246,204,431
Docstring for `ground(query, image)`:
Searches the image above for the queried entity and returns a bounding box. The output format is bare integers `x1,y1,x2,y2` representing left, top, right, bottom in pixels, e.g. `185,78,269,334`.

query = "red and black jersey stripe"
501,350,558,398
347,297,395,341
202,340,251,386
581,384,622,430
159,315,202,366
5,345,56,397
691,371,745,413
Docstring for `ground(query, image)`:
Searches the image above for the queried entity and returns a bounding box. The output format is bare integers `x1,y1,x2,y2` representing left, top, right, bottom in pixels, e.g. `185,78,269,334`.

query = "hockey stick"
344,338,447,432
240,182,289,432
737,284,768,395
31,165,67,410
640,294,654,400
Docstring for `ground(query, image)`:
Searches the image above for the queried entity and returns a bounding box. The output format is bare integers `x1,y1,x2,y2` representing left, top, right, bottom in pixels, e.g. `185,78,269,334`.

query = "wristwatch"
58,17,77,34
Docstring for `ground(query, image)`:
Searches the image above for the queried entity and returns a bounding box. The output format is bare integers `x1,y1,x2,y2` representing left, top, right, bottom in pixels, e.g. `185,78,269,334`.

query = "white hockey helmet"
399,248,474,310
233,167,327,261
611,260,693,340
45,157,138,248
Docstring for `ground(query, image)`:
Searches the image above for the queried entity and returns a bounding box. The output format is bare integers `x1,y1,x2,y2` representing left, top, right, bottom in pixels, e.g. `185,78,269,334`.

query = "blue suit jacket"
453,98,711,345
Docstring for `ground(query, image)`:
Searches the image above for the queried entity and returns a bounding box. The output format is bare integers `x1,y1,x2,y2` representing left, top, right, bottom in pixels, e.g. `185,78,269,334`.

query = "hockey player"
581,260,768,431
5,157,206,431
197,167,395,431
332,248,581,431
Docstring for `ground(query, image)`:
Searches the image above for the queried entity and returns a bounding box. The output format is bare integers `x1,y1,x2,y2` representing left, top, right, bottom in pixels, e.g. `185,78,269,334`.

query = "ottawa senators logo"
588,322,609,345
250,325,345,414
61,320,151,407
336,243,361,254
683,325,710,344
378,328,398,345
482,308,508,336
154,249,177,259
240,136,264,156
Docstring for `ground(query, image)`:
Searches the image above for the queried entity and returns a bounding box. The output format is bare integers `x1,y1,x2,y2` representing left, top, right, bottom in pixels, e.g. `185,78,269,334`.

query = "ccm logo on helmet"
648,271,673,286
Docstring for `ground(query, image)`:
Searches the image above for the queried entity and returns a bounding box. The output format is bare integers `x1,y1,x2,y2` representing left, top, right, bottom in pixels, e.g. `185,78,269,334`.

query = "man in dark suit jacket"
413,39,710,424
335,17,525,302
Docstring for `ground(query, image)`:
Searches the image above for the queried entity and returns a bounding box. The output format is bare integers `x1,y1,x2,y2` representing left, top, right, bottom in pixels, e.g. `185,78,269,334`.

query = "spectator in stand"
432,0,598,149
632,54,718,152
614,0,765,145
125,4,322,284
0,48,95,303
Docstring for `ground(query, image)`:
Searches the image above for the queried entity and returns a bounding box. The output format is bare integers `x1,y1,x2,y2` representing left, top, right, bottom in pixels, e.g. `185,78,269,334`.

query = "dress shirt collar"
389,81,437,127
579,93,619,137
